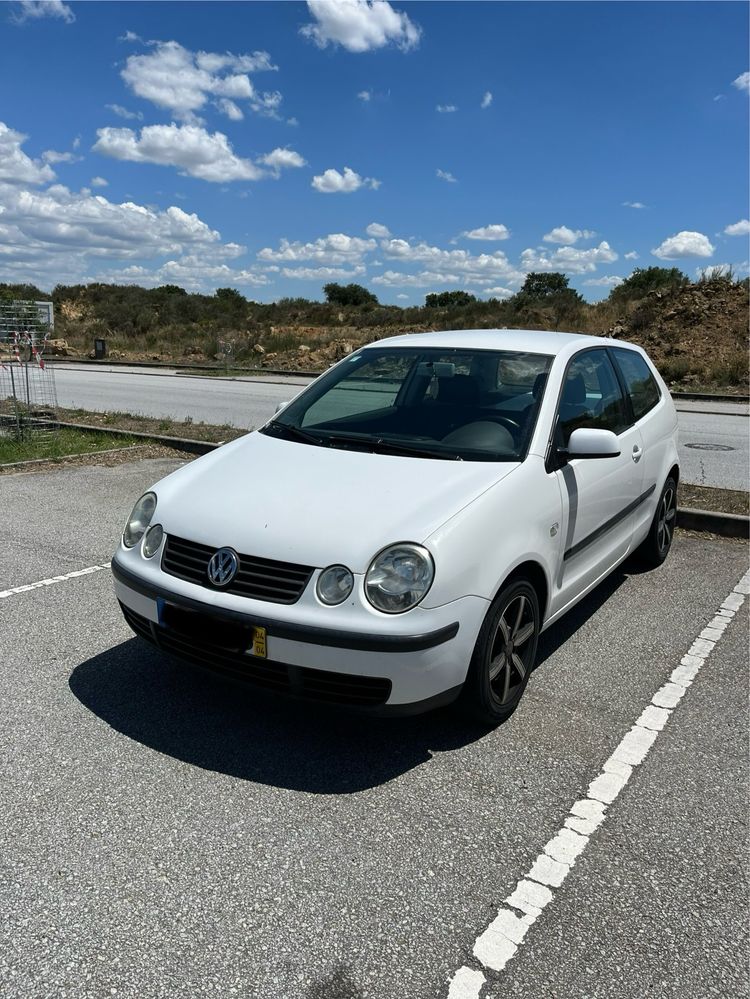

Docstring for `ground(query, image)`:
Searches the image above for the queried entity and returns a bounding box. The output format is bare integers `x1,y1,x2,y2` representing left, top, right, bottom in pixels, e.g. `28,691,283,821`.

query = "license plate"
248,626,267,659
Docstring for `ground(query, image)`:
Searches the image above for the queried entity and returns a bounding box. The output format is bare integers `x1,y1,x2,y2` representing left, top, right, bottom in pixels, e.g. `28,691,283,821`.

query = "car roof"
363,328,619,357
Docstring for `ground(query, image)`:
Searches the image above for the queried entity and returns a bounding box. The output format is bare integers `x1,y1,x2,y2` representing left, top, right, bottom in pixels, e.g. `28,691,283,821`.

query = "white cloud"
732,71,750,94
520,241,618,274
436,168,457,183
482,286,513,298
311,166,380,193
121,40,280,123
436,104,457,113
106,103,144,122
258,233,376,265
280,265,366,280
119,30,142,43
542,225,595,245
652,230,714,260
94,123,271,183
623,201,646,209
366,222,390,237
11,0,74,24
583,275,623,288
41,149,80,165
357,89,372,102
724,219,750,236
378,238,524,285
215,98,244,121
0,122,55,185
480,91,493,109
624,251,639,260
463,224,510,241
713,94,726,102
396,293,408,299
90,176,108,187
301,0,421,53
259,147,307,177
373,270,460,288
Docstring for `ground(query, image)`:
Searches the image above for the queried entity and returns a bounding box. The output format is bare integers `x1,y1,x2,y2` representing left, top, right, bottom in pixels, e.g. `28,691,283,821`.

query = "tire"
461,578,540,726
636,475,678,568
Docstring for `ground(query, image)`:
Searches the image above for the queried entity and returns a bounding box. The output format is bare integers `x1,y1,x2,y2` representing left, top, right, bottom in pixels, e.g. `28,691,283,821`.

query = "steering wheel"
485,416,521,434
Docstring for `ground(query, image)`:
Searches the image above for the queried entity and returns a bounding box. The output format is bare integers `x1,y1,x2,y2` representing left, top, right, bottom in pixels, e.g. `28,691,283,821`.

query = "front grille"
161,533,313,604
118,602,392,708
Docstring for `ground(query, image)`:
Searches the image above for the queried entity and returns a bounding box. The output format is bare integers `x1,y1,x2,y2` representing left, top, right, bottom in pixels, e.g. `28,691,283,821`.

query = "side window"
557,349,630,445
611,348,661,421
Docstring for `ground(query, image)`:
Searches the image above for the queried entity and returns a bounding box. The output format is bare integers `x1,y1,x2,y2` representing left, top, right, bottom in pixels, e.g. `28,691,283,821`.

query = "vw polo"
112,330,679,724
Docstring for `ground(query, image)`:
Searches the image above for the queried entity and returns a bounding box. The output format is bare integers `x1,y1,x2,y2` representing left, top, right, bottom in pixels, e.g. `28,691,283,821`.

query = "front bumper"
112,555,487,713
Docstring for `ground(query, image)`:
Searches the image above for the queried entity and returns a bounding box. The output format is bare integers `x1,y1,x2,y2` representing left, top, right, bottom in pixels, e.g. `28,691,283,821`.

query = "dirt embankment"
607,280,748,389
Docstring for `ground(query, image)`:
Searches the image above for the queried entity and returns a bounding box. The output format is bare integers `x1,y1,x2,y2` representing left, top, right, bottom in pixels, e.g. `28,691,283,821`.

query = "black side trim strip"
563,483,656,562
111,558,459,653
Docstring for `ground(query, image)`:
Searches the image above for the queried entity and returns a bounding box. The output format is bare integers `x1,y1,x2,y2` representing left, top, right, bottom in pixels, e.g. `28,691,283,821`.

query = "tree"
323,282,378,307
609,267,687,304
215,286,246,303
425,290,477,307
517,272,573,300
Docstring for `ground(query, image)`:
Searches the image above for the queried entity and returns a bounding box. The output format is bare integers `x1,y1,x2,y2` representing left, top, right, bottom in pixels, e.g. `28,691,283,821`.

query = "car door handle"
632,444,643,462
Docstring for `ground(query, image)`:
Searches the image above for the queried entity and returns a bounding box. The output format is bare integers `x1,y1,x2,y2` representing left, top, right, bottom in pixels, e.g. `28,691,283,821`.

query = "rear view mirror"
565,427,621,459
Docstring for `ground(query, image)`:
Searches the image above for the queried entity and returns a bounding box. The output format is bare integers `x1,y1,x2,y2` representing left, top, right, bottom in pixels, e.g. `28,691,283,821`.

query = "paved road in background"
51,364,749,490
0,458,747,999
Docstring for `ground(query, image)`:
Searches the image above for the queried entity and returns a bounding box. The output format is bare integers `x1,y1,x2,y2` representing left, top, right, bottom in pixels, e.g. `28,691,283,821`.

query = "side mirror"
274,401,290,415
565,427,621,459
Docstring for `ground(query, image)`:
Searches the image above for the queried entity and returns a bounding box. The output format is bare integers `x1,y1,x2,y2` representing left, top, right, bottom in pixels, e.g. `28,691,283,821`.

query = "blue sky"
1,0,748,303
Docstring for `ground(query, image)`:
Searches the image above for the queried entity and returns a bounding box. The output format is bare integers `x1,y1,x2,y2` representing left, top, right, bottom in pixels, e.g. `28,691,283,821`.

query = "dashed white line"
0,563,111,600
446,566,750,998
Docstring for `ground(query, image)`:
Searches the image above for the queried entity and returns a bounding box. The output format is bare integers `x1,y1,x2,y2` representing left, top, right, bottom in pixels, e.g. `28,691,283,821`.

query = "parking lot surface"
1,459,747,999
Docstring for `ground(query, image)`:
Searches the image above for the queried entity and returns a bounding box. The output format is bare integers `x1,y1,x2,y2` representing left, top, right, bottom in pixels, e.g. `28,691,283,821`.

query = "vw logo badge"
207,547,239,587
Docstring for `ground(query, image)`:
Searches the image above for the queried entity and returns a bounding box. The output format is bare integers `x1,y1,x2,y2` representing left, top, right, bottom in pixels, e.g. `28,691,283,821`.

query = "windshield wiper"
324,432,463,461
264,420,324,446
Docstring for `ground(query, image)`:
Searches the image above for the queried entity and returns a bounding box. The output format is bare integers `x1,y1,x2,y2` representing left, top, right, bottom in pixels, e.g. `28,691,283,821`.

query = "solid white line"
446,566,750,997
0,563,111,600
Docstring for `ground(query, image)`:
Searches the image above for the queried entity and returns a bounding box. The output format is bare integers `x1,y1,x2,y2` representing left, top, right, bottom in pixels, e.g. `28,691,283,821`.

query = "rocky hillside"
607,279,748,389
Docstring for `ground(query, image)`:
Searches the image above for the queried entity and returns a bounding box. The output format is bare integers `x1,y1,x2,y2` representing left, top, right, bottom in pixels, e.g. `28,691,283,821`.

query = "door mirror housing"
274,401,290,415
564,427,621,459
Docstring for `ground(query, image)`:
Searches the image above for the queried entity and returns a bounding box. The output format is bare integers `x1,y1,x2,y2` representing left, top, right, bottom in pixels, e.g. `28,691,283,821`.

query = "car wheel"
461,579,540,726
637,475,677,568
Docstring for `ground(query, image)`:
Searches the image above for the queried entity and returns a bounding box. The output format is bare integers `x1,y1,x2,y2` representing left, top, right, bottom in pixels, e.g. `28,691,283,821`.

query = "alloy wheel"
657,486,677,554
487,593,537,705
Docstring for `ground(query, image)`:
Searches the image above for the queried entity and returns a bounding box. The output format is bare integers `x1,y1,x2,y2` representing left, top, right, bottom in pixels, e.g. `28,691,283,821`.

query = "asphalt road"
1,458,747,999
50,364,749,491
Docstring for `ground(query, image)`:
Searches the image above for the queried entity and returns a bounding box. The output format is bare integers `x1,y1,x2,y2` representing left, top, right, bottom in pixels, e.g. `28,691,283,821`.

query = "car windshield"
262,347,553,462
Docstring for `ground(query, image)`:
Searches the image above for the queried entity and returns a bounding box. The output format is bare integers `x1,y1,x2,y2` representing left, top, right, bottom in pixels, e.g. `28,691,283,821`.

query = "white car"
112,329,679,725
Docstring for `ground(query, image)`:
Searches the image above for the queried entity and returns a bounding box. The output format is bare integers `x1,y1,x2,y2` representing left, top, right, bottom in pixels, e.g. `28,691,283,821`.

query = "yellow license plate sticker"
250,626,267,658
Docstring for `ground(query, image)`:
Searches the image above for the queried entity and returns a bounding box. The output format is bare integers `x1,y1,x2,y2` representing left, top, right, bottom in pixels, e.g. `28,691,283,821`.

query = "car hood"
152,431,519,572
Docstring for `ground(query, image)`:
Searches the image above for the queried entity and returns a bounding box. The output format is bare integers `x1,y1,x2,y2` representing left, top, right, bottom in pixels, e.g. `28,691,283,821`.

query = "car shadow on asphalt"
69,560,639,794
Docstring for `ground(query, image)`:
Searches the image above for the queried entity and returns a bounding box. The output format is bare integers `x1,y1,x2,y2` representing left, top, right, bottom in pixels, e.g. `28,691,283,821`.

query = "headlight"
365,543,434,614
316,565,354,605
123,492,156,548
142,524,163,559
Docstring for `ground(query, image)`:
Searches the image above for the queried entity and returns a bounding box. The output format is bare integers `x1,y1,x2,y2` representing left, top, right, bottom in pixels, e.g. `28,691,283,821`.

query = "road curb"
11,419,222,456
677,507,750,539
0,444,146,471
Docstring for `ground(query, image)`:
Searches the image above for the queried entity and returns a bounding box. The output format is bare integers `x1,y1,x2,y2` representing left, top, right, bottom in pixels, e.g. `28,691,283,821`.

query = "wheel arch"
495,559,550,626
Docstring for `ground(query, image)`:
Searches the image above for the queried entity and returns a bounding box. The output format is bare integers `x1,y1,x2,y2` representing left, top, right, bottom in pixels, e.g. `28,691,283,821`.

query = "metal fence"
0,300,59,443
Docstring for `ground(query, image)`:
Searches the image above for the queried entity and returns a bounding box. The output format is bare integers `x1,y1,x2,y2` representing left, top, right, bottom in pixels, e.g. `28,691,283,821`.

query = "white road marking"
0,563,111,600
446,567,750,998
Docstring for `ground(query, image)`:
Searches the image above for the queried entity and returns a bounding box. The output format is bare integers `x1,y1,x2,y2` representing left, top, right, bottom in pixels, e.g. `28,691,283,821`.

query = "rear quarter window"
612,348,661,421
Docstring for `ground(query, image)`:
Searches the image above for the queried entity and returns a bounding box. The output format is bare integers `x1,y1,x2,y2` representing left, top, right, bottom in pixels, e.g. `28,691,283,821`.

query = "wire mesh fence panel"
0,300,59,446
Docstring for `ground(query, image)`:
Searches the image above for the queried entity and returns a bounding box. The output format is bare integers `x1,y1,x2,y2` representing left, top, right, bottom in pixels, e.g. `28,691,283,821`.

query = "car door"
609,346,669,542
550,347,644,613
